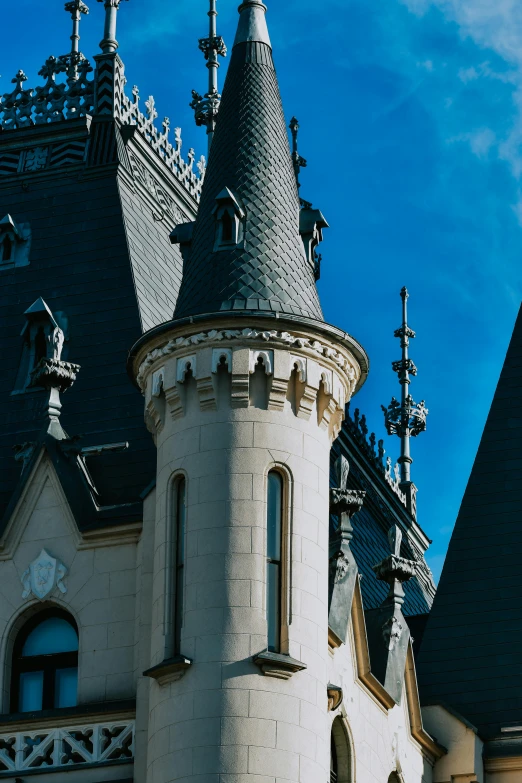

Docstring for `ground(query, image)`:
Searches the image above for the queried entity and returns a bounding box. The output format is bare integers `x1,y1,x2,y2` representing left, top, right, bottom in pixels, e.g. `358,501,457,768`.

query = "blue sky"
3,0,521,580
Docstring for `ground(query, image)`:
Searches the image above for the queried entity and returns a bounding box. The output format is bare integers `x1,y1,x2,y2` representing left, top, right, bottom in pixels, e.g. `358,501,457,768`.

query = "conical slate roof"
417,304,522,739
173,1,323,321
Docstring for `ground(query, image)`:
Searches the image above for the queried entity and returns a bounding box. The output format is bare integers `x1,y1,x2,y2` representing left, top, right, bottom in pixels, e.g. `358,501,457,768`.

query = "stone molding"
135,326,359,390
135,323,362,440
143,655,192,686
252,650,307,680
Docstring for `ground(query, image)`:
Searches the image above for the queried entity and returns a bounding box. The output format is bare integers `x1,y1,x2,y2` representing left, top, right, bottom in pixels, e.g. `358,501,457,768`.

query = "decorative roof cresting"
0,0,206,201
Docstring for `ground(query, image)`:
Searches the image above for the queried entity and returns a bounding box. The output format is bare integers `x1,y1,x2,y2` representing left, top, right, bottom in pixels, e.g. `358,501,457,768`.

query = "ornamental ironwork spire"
289,117,307,191
96,0,129,54
64,0,89,81
381,288,428,520
190,0,227,154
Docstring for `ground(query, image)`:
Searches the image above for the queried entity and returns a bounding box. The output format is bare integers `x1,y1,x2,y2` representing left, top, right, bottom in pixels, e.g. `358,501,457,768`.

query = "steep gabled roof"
417,304,522,739
173,1,323,322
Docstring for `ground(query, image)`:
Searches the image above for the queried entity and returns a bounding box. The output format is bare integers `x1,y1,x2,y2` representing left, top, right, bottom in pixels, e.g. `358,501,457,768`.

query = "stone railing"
344,404,407,507
0,719,134,774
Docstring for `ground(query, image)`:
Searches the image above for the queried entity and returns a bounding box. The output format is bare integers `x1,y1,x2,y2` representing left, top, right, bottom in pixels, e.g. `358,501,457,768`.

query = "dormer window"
12,298,68,394
0,214,31,269
212,187,246,250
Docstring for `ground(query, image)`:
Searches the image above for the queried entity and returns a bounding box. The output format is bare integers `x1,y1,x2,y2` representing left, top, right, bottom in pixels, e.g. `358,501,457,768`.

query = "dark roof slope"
174,2,323,321
417,304,522,739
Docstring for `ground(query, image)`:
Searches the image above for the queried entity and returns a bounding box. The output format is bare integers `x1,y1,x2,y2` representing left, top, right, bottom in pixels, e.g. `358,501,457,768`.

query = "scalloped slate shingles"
174,41,323,321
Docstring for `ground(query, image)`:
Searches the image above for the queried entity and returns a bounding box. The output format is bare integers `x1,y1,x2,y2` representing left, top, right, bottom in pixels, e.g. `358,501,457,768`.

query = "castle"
0,2,520,782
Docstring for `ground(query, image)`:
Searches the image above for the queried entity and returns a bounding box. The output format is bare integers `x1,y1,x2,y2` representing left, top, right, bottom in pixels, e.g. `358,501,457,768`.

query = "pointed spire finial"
234,1,271,47
381,288,428,520
190,0,227,154
96,0,129,54
63,0,89,81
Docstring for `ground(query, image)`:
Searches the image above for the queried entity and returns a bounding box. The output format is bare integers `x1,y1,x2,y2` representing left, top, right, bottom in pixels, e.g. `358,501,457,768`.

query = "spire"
97,0,128,54
64,0,89,80
190,0,227,154
173,1,323,322
381,288,428,519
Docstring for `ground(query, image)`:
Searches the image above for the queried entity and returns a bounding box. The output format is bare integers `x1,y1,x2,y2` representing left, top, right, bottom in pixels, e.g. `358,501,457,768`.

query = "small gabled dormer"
299,207,328,281
212,187,246,251
13,298,68,394
0,214,31,269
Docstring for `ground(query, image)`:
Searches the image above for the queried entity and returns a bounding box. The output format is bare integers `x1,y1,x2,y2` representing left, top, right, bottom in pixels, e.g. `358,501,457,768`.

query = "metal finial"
381,288,428,520
190,0,227,155
63,0,89,81
289,116,307,190
97,0,129,55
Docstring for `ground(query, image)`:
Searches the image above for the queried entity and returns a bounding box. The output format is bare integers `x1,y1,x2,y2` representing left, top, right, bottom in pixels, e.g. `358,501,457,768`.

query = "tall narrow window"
174,478,186,653
330,732,338,783
267,471,283,652
221,209,233,242
12,610,78,713
2,235,12,262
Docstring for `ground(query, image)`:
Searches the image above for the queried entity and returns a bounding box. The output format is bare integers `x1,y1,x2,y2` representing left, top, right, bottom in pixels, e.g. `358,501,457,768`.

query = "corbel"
267,349,291,412
231,347,250,408
195,347,217,412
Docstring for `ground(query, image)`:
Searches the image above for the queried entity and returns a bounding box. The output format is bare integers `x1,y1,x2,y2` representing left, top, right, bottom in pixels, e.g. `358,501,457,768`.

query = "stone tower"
129,2,368,781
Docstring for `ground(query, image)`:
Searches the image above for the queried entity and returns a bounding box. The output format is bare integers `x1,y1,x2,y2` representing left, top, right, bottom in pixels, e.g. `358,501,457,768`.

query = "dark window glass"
330,731,338,783
34,326,47,367
12,611,78,713
174,478,186,653
221,210,234,242
2,235,12,262
267,471,283,652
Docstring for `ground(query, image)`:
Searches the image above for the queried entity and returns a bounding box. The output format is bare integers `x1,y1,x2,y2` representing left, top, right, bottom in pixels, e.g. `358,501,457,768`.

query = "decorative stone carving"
327,684,343,712
382,615,404,652
21,549,67,600
366,525,418,703
136,327,358,391
13,442,36,471
176,355,197,382
290,356,307,382
152,367,165,397
328,456,365,646
30,357,79,394
211,348,232,373
249,349,273,375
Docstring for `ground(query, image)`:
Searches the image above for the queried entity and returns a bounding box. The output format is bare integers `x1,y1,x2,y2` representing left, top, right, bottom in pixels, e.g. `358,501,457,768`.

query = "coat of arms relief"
21,549,68,600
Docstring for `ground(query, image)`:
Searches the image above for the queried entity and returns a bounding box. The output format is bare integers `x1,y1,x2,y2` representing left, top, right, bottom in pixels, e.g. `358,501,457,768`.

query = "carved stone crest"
382,614,403,651
21,549,67,600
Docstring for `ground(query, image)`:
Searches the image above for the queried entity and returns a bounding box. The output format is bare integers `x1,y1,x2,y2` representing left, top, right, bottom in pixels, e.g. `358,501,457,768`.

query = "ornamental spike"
63,0,89,81
97,0,129,55
381,288,428,520
190,0,227,154
289,117,307,191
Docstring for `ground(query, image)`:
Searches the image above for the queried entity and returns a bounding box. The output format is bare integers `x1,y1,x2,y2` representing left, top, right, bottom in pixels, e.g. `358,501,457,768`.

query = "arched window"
330,730,338,783
267,471,283,652
174,477,186,653
331,717,354,783
12,610,78,713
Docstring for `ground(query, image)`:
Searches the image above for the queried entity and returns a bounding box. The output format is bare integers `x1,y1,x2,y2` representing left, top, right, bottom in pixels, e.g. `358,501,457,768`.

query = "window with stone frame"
173,476,187,654
266,469,292,654
11,609,79,713
331,717,354,783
